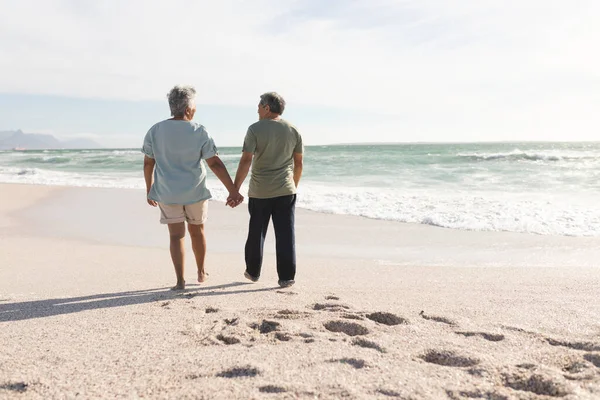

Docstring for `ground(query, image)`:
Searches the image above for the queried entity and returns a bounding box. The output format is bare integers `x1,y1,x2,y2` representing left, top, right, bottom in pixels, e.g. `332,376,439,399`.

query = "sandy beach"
1,183,599,399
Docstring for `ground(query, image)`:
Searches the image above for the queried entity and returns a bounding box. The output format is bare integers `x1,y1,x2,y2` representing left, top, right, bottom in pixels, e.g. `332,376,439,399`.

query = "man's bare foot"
197,271,209,283
170,281,185,291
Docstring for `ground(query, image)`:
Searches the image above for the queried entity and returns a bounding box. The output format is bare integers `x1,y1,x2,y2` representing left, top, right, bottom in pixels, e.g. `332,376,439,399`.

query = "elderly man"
143,85,243,290
233,92,303,288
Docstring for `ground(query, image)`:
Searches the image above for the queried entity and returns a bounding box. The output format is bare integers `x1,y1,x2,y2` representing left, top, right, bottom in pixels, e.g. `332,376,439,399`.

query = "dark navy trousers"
245,194,296,281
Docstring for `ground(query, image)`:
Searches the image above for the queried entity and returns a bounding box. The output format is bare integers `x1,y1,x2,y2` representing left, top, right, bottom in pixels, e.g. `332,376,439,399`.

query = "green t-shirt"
242,119,303,199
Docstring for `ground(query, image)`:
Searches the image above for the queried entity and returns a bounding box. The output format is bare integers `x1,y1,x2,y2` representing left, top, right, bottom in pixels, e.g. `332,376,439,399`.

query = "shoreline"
0,175,597,239
4,182,600,268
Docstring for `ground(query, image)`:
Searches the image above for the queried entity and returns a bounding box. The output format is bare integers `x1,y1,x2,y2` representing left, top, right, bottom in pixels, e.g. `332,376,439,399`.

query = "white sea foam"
208,181,600,237
457,149,600,162
0,166,143,189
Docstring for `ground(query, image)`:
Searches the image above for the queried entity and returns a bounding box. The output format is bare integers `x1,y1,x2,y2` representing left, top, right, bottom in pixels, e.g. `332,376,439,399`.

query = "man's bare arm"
293,152,303,188
234,152,253,191
143,155,157,206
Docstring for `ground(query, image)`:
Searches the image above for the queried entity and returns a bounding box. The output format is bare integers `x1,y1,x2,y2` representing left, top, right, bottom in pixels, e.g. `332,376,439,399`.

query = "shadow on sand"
0,282,280,322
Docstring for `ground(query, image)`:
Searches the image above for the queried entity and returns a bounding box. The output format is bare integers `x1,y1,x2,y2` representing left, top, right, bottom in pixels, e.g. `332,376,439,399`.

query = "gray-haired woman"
142,85,243,290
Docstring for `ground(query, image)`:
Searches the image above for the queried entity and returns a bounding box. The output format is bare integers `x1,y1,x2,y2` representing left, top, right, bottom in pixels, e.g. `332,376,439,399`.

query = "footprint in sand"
366,312,408,326
216,334,241,345
562,360,596,381
250,320,280,334
516,363,538,370
455,331,505,342
419,311,456,326
216,366,260,378
325,295,340,300
352,338,386,353
376,389,403,398
467,368,493,378
563,361,590,374
274,309,312,319
0,382,28,393
275,332,292,342
502,372,570,397
446,389,508,400
205,307,219,313
313,303,350,312
500,325,539,336
546,338,600,352
296,333,315,343
276,290,298,296
224,318,239,326
419,349,479,368
583,353,600,368
329,358,367,369
259,385,287,393
324,320,369,336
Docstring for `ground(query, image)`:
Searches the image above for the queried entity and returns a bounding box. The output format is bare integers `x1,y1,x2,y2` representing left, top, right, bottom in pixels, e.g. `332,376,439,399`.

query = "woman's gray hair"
167,85,196,117
260,92,286,115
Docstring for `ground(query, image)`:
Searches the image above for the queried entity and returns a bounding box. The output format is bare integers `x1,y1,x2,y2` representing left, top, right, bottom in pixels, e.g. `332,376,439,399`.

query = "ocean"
1,142,598,237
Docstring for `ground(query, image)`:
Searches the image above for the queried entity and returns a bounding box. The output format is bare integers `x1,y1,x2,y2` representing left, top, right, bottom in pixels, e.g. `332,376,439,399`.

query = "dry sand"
1,183,599,399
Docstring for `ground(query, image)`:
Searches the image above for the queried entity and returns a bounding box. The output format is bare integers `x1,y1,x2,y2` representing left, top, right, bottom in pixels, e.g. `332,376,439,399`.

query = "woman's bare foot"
170,281,185,291
198,271,209,283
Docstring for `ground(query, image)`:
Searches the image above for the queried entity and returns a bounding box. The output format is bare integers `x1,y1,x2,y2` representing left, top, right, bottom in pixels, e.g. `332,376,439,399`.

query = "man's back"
243,119,303,199
235,91,303,287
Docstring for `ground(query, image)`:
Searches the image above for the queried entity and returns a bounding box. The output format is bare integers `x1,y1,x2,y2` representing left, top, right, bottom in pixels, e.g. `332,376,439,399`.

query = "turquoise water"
1,142,599,236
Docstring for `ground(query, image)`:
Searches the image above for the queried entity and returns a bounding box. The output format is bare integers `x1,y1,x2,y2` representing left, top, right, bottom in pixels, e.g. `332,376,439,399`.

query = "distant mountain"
0,131,16,141
0,130,102,150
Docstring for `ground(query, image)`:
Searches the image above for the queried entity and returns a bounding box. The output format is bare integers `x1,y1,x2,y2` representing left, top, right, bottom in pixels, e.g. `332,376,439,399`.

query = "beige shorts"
158,200,208,225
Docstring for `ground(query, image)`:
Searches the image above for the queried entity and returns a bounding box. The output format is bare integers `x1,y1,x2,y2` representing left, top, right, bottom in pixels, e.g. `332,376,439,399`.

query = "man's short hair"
260,92,286,115
167,85,196,118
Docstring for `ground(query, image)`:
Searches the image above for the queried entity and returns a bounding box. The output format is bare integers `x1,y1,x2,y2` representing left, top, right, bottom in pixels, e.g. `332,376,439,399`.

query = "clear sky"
1,0,599,147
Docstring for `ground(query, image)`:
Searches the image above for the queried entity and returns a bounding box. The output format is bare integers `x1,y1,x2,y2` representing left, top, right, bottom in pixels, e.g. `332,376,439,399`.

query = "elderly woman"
142,85,243,290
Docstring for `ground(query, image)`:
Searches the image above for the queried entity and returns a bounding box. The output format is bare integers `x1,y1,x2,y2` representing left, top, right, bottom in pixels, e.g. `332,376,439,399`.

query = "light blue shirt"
142,120,218,205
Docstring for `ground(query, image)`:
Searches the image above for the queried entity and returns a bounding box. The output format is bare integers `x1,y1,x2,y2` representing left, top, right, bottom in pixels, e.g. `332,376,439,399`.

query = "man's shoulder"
279,120,300,138
278,119,297,130
247,120,264,131
248,119,298,132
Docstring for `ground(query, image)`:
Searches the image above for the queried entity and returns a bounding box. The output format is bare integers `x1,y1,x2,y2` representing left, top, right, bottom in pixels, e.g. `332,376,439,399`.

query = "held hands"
147,193,241,208
147,196,158,207
226,191,244,208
